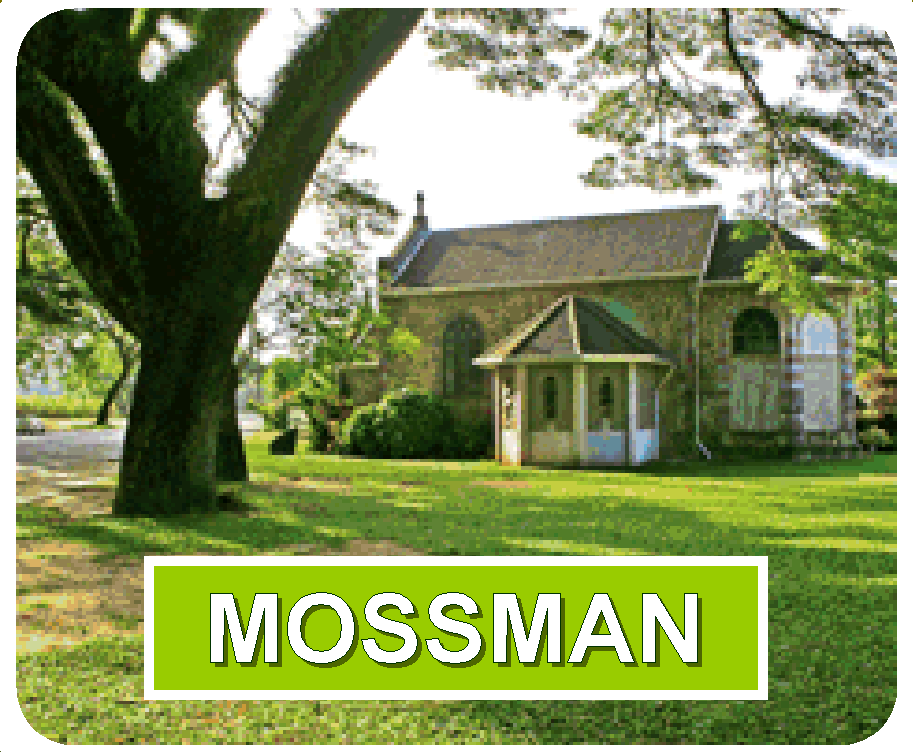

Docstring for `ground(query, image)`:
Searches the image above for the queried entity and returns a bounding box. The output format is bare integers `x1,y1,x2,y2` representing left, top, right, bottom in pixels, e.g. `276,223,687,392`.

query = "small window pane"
543,376,556,421
733,309,779,355
599,377,614,409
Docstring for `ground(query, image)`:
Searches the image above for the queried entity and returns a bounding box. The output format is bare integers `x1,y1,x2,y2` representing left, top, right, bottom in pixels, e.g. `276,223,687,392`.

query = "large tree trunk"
113,330,243,516
217,361,247,482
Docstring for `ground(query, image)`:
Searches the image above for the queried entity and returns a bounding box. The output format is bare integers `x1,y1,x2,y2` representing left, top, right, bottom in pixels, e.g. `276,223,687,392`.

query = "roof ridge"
430,204,722,234
392,205,720,288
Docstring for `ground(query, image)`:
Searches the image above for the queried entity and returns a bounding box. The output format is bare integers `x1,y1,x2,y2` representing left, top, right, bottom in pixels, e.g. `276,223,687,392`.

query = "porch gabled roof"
473,295,676,366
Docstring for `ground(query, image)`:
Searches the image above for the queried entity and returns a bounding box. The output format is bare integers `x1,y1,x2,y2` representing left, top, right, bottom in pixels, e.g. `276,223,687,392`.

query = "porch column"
628,362,638,465
573,363,587,466
516,364,528,465
493,369,502,463
655,386,660,439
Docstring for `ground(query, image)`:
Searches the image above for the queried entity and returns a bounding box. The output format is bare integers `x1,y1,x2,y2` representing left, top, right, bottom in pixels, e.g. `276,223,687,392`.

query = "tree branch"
20,9,215,295
721,10,774,130
157,8,265,106
17,64,144,335
772,9,893,50
220,8,424,307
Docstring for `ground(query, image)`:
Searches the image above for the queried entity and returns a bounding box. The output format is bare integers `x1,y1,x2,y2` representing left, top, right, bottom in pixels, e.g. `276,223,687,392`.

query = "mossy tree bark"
17,9,422,515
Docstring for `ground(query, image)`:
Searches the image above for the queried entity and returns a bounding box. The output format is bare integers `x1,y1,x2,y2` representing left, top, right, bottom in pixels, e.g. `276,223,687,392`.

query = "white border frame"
145,555,768,701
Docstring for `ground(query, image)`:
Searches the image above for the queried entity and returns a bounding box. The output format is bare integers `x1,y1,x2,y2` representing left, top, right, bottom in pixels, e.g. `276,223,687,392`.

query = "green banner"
145,556,766,699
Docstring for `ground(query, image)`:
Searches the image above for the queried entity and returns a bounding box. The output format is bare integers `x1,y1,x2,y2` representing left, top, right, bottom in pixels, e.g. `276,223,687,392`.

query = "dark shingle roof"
705,222,822,281
574,297,676,360
478,295,675,364
391,206,719,288
386,207,826,289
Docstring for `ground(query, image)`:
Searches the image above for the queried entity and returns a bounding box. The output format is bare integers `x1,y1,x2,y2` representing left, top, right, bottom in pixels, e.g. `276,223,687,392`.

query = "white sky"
203,6,900,265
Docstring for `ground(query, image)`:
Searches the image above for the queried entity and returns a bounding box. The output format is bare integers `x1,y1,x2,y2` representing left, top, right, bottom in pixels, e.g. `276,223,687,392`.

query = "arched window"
799,314,841,430
733,308,779,355
543,376,557,421
730,308,781,431
598,377,614,415
443,315,484,396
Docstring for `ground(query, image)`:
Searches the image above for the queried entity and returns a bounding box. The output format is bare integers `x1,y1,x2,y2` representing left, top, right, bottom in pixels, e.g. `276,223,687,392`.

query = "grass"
16,438,896,744
16,394,110,419
37,419,126,431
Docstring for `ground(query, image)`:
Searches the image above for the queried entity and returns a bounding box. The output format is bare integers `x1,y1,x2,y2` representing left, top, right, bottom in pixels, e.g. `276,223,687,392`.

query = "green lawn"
16,440,896,744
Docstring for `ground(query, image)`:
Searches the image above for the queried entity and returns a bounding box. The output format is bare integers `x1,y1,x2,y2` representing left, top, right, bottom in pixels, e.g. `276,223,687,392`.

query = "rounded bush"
338,388,456,460
444,417,493,460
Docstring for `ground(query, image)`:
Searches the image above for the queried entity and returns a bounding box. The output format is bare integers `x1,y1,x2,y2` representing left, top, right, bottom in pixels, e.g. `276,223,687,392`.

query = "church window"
443,315,484,396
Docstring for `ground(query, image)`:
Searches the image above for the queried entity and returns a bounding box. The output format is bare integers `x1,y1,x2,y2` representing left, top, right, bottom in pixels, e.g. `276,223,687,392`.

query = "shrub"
857,366,897,416
338,388,455,459
859,426,894,450
247,399,289,430
444,416,493,460
16,394,102,419
308,418,334,453
337,389,495,461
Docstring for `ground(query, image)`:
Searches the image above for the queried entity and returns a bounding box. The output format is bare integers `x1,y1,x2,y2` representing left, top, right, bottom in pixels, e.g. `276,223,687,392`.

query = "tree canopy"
818,171,896,372
17,168,139,424
427,8,896,378
16,8,895,515
17,8,424,514
428,9,893,219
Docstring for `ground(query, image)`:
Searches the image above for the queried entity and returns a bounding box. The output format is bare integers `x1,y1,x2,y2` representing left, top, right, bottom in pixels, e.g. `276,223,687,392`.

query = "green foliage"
337,388,456,459
296,367,346,452
62,330,119,398
741,169,896,374
17,169,139,415
16,394,102,419
427,10,894,216
821,172,896,372
385,327,422,362
854,290,896,375
819,172,897,256
425,9,589,95
337,388,492,460
858,426,893,450
269,357,310,399
247,358,329,431
246,401,289,431
447,414,494,460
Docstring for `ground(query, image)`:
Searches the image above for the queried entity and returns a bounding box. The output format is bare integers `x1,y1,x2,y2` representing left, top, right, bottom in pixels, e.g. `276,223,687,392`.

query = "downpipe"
694,281,712,461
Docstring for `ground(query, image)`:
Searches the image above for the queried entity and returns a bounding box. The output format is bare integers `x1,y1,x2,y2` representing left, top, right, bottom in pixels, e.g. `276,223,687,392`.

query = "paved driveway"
16,413,266,470
16,429,125,468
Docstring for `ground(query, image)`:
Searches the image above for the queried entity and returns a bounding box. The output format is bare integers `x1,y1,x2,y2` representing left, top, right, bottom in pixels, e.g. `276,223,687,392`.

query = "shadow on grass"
17,446,896,745
566,454,895,479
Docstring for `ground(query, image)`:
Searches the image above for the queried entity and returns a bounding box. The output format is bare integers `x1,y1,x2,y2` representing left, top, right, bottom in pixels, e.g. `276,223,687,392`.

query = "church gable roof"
390,205,720,288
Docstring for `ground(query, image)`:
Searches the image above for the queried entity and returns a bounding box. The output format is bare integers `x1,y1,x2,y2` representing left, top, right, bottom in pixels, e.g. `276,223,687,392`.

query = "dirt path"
16,462,424,655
